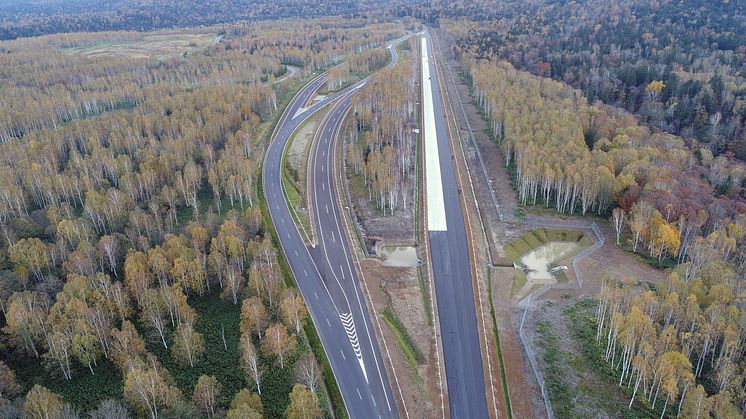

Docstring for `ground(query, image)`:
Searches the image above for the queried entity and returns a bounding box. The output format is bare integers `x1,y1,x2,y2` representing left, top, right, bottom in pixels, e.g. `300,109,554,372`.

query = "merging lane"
263,36,408,418
421,33,489,418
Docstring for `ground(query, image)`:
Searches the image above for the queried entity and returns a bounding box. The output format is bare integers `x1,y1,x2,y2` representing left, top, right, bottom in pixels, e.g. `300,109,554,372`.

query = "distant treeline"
0,0,394,40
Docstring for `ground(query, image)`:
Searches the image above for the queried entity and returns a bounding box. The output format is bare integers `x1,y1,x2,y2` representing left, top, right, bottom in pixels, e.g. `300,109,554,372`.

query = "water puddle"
378,245,418,267
520,241,581,280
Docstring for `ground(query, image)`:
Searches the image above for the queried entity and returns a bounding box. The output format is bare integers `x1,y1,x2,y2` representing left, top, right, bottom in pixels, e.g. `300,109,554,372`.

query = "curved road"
263,38,406,418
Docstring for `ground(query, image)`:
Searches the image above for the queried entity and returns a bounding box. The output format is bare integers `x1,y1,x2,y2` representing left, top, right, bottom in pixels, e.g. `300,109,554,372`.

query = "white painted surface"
421,37,448,231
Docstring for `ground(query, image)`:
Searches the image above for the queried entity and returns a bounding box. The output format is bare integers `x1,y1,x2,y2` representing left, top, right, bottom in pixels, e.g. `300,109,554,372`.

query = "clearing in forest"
66,33,216,58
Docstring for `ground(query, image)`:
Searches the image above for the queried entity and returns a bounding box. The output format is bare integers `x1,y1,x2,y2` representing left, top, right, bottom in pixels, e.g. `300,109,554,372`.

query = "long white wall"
421,37,448,232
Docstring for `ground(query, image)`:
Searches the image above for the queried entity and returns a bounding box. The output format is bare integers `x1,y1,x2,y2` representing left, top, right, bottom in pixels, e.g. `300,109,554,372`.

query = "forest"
0,17,405,418
441,12,746,418
410,0,746,162
458,49,746,413
345,37,418,215
0,0,395,40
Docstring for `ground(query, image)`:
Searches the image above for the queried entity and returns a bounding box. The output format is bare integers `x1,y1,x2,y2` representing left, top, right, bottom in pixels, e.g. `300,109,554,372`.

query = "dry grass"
67,33,216,58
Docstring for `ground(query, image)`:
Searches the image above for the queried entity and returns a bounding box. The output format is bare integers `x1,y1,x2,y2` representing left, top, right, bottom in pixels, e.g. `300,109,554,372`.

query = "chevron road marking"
340,311,368,382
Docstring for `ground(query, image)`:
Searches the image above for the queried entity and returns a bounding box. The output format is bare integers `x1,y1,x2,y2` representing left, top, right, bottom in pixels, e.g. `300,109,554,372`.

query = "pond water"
520,241,581,281
378,246,418,267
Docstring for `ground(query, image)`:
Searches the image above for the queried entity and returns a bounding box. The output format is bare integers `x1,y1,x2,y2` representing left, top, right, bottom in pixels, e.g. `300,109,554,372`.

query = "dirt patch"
267,65,300,85
541,225,669,301
359,259,440,418
68,33,216,59
345,158,415,248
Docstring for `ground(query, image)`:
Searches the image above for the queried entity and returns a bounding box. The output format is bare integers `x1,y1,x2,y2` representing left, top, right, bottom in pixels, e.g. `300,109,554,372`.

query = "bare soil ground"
68,33,216,58
338,124,440,416
345,148,416,248
358,259,441,418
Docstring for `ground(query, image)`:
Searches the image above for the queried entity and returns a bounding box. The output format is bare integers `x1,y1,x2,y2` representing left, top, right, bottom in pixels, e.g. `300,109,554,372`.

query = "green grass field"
503,228,591,262
381,307,423,379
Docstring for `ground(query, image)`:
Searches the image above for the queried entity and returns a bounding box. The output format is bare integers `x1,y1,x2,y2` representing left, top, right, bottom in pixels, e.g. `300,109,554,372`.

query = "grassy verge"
486,268,513,419
511,270,527,297
281,168,312,240
258,170,346,419
554,270,569,284
416,266,433,326
381,307,423,379
535,320,576,417
411,62,434,327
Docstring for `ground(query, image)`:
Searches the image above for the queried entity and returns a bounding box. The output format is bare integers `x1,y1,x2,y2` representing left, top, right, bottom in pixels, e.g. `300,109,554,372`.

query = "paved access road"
263,36,408,418
421,32,490,418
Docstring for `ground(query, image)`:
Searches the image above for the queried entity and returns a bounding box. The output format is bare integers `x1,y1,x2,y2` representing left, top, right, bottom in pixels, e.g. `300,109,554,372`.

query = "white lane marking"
309,106,374,385
326,318,332,327
322,149,326,157
323,182,325,191
340,265,345,279
325,204,329,214
314,292,319,300
357,388,362,400
322,164,325,172
294,250,298,256
286,232,291,239
372,397,377,407
331,230,335,243
340,312,367,381
340,350,346,360
304,269,308,276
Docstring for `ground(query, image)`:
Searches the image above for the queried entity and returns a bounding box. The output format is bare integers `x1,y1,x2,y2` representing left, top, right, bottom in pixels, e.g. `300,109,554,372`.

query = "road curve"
263,36,407,418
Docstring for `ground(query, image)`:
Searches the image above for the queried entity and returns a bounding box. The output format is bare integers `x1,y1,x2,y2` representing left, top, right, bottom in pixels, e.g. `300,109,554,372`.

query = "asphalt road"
263,37,408,418
421,32,490,418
